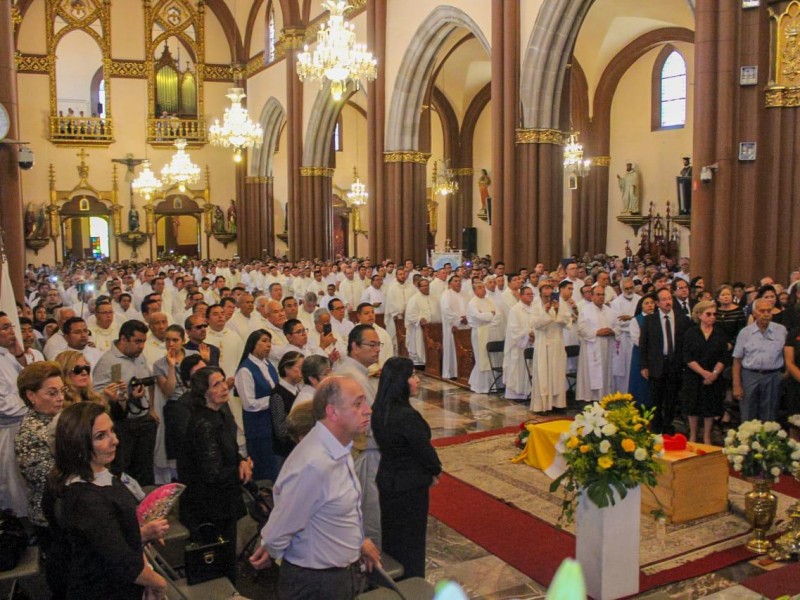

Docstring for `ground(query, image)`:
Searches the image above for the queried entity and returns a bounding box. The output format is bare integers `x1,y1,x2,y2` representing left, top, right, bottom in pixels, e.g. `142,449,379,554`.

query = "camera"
131,376,157,387
17,146,34,170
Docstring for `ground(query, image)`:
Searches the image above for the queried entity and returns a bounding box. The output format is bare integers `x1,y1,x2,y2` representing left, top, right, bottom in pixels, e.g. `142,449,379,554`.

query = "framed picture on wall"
740,66,758,85
739,142,757,161
742,0,759,7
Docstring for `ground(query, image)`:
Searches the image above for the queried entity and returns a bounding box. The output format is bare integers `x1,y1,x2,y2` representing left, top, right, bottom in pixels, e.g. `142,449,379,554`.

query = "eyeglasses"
359,341,384,349
71,365,91,376
291,328,309,335
193,323,209,329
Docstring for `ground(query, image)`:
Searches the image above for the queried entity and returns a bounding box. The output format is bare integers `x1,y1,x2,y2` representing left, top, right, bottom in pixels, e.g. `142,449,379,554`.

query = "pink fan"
136,483,186,524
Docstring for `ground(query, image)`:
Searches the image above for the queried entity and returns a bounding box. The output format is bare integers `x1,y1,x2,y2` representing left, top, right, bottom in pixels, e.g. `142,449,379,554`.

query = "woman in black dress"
783,327,800,416
44,402,168,600
681,301,728,444
372,357,442,579
715,285,747,352
178,366,252,583
269,350,304,465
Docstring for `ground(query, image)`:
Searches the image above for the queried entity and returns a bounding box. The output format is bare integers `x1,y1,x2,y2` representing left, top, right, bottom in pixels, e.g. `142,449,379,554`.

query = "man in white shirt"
502,286,535,400
228,293,255,341
360,275,385,315
404,278,440,367
328,298,354,342
206,303,245,379
43,307,76,360
467,280,504,393
383,268,415,353
355,303,393,367
142,312,169,368
61,317,104,366
338,266,360,310
89,300,120,354
297,292,318,330
440,275,468,379
563,262,585,293
429,269,448,302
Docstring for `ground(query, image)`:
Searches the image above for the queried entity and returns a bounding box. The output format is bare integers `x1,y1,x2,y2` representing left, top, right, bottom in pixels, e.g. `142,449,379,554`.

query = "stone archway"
251,96,285,178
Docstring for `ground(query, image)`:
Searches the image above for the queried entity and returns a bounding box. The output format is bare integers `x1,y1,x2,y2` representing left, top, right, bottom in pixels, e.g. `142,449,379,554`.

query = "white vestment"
440,289,468,379
503,301,534,400
404,292,440,365
576,303,619,402
530,298,572,411
384,281,415,352
467,295,504,393
609,293,641,393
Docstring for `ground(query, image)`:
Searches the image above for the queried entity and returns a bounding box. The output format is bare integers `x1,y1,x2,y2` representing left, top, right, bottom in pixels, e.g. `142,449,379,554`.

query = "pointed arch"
385,6,490,151
303,80,365,168
251,97,286,177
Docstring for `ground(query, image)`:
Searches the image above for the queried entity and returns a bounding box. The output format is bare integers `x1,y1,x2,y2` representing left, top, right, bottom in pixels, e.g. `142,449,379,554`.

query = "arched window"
652,46,686,130
266,2,276,63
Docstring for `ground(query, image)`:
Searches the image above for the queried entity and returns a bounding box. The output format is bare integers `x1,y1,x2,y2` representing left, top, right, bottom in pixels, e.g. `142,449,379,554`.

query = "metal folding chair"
486,340,505,393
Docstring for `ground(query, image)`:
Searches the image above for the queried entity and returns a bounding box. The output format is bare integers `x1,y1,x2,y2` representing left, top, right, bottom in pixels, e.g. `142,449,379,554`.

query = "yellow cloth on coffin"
511,419,571,479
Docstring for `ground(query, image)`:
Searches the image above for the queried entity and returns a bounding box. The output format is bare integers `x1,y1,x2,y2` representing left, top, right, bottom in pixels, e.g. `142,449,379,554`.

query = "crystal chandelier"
346,166,368,206
209,88,264,163
131,160,163,200
432,160,458,197
563,132,591,179
161,139,201,192
296,1,377,101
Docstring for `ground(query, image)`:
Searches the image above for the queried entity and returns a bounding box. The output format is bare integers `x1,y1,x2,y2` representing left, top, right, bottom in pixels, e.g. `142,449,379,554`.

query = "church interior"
3,0,800,599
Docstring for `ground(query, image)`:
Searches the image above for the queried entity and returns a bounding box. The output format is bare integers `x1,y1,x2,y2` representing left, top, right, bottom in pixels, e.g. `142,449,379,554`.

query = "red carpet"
429,428,800,594
742,562,800,599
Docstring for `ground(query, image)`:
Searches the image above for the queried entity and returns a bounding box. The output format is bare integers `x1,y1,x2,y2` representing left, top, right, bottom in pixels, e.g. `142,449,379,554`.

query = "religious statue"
37,206,51,238
128,208,140,232
680,156,692,177
227,199,237,234
617,161,640,214
677,156,692,215
477,168,491,218
213,206,226,233
25,204,38,239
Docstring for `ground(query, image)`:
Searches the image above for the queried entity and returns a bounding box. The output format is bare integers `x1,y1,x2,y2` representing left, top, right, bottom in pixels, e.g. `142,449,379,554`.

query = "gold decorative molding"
384,151,431,164
16,53,50,73
765,86,800,107
11,5,22,26
450,168,474,177
245,176,269,183
246,54,267,77
516,128,567,145
107,60,147,79
204,63,234,82
300,167,335,177
592,156,611,167
769,1,800,89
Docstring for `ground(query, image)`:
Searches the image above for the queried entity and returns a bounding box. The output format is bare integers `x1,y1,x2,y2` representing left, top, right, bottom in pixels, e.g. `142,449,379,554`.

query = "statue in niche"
227,199,237,234
477,169,491,215
617,161,641,214
171,216,180,242
37,206,51,238
213,206,226,233
25,204,38,239
128,208,140,232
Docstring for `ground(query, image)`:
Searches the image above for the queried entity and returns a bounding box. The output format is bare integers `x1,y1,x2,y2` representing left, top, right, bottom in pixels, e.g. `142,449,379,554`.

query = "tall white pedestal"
575,485,641,600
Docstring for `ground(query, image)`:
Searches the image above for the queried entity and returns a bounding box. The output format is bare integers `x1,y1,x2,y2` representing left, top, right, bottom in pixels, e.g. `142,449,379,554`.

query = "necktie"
682,301,689,316
665,314,674,357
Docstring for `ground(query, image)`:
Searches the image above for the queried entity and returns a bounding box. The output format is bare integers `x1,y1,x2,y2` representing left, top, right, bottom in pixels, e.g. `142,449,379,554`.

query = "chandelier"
346,166,368,206
432,160,458,197
131,160,163,200
563,132,591,180
209,88,263,162
161,139,201,192
296,1,377,101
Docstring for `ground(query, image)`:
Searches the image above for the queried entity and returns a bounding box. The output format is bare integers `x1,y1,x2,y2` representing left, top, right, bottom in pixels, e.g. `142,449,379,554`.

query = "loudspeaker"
462,227,477,255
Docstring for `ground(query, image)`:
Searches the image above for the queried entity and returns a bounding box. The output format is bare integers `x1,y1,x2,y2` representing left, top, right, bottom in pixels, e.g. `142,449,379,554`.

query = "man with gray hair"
43,306,76,360
250,376,381,597
732,298,787,421
308,308,344,363
298,291,318,330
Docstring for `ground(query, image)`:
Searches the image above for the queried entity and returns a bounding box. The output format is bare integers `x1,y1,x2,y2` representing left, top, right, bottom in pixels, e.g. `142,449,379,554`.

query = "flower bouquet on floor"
722,420,800,553
549,392,664,525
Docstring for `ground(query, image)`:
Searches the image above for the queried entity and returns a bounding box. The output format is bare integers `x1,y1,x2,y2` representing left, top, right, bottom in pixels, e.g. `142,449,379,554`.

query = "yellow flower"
580,445,590,453
567,436,580,449
598,455,614,469
621,438,636,453
653,443,663,453
634,423,643,431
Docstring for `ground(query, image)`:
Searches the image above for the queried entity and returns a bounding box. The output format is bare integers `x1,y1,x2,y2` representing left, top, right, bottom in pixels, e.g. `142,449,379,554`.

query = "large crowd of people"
2,251,800,597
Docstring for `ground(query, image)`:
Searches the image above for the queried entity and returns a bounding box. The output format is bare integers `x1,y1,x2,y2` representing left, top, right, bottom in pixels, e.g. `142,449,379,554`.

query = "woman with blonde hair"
55,350,119,409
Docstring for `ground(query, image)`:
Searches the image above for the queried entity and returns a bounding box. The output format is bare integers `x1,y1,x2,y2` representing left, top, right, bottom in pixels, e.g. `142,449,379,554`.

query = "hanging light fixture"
209,87,264,162
131,160,163,200
296,0,377,101
346,166,368,206
161,138,201,192
563,132,591,180
432,160,458,197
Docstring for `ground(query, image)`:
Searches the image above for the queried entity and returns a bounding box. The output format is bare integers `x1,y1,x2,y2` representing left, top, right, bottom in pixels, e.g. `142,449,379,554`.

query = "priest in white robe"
467,280,504,393
440,275,468,379
405,279,440,366
609,278,641,393
383,268,414,352
502,286,536,400
576,286,620,402
530,280,573,412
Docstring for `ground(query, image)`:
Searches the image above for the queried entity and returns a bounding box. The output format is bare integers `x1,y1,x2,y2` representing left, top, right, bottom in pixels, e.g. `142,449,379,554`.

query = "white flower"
578,404,608,438
733,463,742,472
653,435,664,446
734,455,744,464
792,450,800,461
599,440,611,454
778,430,788,439
771,467,782,477
738,445,750,455
634,448,648,461
751,441,762,451
601,423,618,436
788,414,800,427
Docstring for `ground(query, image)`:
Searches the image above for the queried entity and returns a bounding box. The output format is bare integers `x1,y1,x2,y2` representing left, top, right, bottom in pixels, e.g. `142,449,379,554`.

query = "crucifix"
111,154,147,232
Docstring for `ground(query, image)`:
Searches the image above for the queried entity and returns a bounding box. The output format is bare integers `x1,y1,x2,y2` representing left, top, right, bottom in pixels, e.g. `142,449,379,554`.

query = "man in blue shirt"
732,298,787,421
249,376,381,598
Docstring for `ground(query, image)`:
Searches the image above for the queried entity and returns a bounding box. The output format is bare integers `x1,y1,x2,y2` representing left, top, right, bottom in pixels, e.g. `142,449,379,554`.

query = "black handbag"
0,510,29,572
184,523,231,585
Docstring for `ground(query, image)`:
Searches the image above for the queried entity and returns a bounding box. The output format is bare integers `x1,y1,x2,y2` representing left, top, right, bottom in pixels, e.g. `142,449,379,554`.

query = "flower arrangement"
515,421,533,449
549,392,663,524
722,420,800,481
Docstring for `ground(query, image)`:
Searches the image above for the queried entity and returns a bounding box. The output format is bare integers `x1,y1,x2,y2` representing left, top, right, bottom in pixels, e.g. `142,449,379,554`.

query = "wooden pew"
453,328,475,387
422,323,443,378
394,316,409,357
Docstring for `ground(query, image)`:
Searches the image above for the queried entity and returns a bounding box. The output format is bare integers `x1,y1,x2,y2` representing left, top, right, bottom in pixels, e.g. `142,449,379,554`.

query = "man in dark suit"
639,287,691,434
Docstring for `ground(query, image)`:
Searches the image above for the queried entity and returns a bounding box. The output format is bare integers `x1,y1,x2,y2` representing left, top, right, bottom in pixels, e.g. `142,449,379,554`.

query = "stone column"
242,176,274,260
282,28,305,260
367,0,386,262
382,152,429,264
446,168,473,248
298,167,333,260
0,2,24,298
